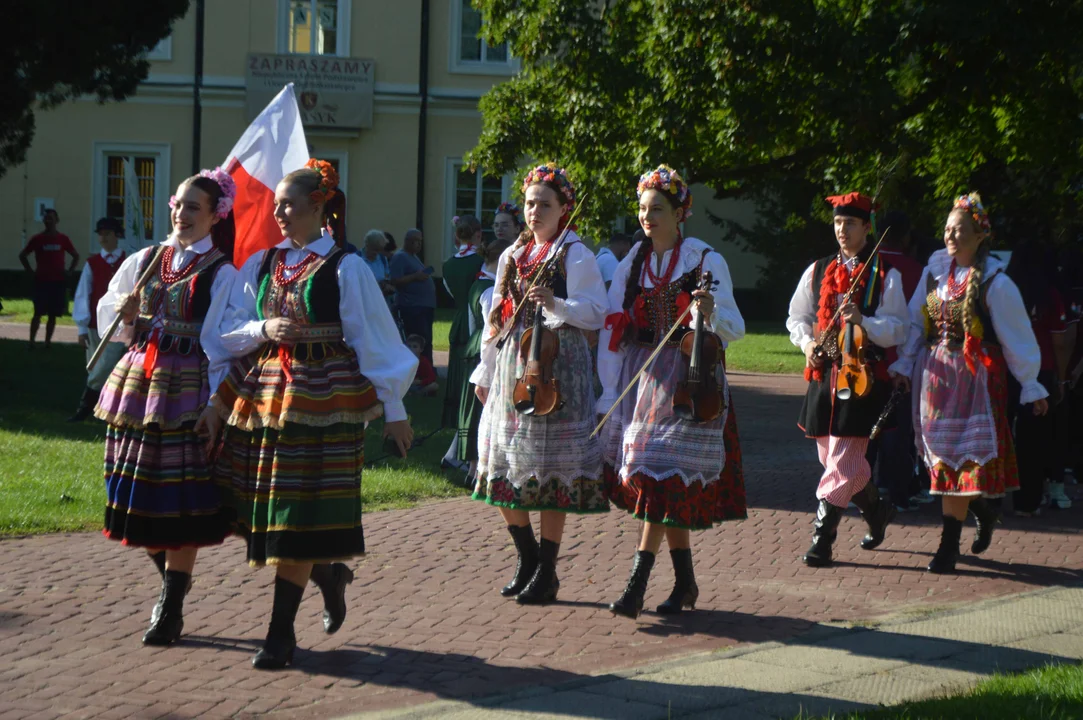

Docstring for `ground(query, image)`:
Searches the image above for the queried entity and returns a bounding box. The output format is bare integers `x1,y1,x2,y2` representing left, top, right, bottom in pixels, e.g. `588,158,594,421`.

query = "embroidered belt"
276,322,345,382
135,317,204,378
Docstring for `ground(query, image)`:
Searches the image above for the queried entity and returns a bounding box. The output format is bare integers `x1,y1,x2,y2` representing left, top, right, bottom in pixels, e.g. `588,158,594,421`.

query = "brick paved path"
1,373,1081,719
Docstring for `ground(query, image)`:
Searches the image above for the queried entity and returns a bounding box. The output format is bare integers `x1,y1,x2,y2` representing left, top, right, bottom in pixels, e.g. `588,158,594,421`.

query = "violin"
672,272,725,423
835,321,871,400
512,303,563,416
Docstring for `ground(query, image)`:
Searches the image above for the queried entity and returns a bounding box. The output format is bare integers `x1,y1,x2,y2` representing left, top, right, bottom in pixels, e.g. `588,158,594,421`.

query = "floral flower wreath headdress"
169,167,237,218
952,192,991,238
637,164,693,219
522,163,576,210
305,158,340,203
495,201,524,227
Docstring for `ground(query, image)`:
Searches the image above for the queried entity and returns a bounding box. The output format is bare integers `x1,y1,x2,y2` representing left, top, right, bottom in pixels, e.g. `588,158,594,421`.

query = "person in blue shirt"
389,228,436,362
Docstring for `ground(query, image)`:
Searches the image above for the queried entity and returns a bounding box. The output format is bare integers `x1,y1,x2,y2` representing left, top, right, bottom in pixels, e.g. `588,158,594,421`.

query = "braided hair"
961,238,991,340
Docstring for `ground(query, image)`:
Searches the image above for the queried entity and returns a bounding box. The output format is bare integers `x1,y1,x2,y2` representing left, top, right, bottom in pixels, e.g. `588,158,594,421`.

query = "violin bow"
86,244,167,372
812,224,892,354
493,192,589,350
591,274,719,438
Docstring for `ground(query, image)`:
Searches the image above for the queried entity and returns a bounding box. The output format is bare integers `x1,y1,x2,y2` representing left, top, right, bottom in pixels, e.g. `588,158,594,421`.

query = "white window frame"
277,0,352,57
449,0,518,76
90,142,172,254
443,158,513,257
146,36,172,62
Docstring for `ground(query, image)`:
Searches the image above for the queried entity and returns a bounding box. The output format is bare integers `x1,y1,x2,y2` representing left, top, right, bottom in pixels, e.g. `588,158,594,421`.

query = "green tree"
2,0,190,178
467,0,1083,286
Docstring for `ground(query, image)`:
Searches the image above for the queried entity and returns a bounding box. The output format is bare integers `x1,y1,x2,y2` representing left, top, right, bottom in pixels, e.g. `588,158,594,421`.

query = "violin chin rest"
836,388,853,401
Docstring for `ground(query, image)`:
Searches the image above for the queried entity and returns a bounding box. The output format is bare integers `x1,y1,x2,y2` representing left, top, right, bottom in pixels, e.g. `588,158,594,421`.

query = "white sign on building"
246,54,375,131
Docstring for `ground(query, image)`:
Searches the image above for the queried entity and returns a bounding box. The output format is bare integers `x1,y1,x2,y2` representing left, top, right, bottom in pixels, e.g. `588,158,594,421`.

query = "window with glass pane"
455,164,504,244
459,0,508,64
288,0,339,55
105,156,156,242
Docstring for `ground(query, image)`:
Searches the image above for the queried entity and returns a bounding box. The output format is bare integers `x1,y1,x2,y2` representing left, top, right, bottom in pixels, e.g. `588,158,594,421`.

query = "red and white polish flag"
223,83,309,267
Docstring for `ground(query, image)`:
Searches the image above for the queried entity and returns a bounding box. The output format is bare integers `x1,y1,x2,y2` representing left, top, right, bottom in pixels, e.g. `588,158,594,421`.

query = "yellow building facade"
2,0,763,288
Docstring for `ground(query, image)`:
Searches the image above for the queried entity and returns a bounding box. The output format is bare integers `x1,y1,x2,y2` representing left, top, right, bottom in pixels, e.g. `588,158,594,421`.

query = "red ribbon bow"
278,344,294,383
604,311,633,351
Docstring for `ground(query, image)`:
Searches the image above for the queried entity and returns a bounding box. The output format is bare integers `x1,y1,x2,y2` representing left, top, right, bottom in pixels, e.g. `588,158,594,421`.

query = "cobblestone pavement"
1,372,1081,719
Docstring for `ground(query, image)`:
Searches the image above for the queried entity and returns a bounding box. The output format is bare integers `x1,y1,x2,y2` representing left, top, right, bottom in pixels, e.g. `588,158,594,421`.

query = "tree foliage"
467,0,1083,286
1,0,190,178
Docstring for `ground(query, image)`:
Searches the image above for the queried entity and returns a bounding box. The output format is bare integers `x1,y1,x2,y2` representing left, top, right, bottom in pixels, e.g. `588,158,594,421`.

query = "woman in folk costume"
199,160,417,668
95,169,239,646
598,166,747,618
441,215,487,469
442,216,486,428
456,211,517,477
786,193,909,568
471,163,608,605
891,193,1048,573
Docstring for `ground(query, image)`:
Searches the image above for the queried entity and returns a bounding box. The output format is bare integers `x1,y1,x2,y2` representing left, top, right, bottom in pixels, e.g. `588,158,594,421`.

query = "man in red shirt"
18,209,80,349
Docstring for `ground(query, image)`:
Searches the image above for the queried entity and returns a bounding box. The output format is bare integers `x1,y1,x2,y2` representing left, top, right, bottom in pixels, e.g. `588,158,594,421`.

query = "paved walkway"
0,373,1080,719
365,586,1083,719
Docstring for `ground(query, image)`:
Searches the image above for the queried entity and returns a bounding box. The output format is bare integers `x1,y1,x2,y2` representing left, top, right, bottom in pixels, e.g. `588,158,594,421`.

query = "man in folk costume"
69,217,128,422
786,192,909,567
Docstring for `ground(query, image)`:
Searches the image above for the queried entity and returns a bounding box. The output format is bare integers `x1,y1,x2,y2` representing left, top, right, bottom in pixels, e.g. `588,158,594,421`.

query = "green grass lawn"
0,339,469,536
804,662,1083,720
729,320,803,375
0,297,76,326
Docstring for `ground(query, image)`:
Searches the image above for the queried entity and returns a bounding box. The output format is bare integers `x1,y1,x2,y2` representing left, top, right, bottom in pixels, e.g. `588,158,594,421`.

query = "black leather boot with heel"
309,563,354,634
253,577,305,670
656,548,698,614
143,569,190,646
802,500,842,567
516,538,559,605
609,550,655,619
501,524,539,598
850,482,896,550
968,498,999,555
927,516,963,574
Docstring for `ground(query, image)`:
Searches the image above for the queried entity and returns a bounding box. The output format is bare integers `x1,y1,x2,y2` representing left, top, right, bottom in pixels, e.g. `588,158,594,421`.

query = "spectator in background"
390,228,436,363
492,201,524,245
19,208,79,350
1058,242,1083,486
361,229,395,300
1007,241,1072,514
383,232,397,260
874,210,928,512
68,218,128,422
406,334,439,396
596,232,633,288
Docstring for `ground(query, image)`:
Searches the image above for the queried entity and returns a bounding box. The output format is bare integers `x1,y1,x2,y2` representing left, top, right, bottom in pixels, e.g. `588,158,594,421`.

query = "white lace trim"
617,464,719,488
476,463,604,489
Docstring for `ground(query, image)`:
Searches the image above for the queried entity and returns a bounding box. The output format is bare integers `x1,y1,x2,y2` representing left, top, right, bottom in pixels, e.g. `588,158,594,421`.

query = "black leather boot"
309,563,354,634
501,524,539,598
143,570,189,646
927,516,963,574
516,538,559,605
656,548,698,614
802,500,842,567
67,387,100,423
149,551,166,625
609,550,656,619
968,497,999,555
253,577,304,670
851,482,896,550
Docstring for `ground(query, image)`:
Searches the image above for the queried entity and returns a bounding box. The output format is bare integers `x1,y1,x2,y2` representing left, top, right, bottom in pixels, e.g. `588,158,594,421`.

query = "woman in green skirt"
456,214,516,480
198,159,417,669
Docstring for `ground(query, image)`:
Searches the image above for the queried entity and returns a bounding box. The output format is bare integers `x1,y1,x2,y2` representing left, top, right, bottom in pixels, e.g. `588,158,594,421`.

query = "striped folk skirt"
213,339,376,566
98,341,229,549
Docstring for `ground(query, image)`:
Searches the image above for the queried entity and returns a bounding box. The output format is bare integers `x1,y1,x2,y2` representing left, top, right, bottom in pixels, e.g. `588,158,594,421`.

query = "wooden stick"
590,302,695,439
493,192,589,349
86,245,166,372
